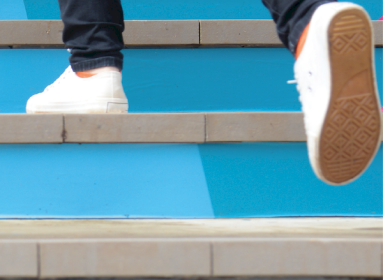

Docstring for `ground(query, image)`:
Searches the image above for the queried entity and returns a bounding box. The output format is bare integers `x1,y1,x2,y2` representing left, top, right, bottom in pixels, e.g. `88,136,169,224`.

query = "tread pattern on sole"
332,15,368,54
320,12,381,184
322,94,380,182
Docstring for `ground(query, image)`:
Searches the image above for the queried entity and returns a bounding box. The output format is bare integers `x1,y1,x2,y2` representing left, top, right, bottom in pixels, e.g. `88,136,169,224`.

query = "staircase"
0,0,382,278
0,1,382,219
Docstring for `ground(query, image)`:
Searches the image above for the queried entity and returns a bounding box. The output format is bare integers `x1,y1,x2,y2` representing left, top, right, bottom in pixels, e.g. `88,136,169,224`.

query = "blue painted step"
1,48,382,113
0,143,381,218
1,0,381,20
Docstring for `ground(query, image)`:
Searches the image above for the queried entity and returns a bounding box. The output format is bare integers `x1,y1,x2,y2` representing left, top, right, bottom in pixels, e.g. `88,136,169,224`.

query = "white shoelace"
287,76,314,136
44,66,74,94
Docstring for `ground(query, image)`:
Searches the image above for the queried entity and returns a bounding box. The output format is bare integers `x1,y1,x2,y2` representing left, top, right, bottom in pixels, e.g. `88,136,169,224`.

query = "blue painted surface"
0,48,298,113
21,0,271,20
199,143,383,218
0,0,27,20
0,143,381,218
346,0,383,20
0,48,382,113
121,0,271,20
19,0,383,20
23,0,60,20
0,50,70,114
124,48,300,112
122,0,383,20
0,144,214,218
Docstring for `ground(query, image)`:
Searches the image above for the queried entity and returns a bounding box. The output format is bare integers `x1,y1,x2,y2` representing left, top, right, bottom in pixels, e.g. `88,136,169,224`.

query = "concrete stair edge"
0,112,382,144
0,20,382,48
0,112,308,144
1,218,382,278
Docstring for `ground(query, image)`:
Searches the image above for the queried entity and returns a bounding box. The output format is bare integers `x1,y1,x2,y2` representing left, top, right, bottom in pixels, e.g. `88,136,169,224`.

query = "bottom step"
1,218,381,278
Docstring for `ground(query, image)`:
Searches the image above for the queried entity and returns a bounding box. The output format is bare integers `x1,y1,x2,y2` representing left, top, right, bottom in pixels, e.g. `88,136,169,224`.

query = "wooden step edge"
0,20,381,48
0,112,382,144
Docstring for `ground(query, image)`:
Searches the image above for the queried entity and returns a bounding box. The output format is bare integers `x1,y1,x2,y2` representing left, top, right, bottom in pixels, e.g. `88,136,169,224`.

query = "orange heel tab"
295,23,310,60
76,72,97,78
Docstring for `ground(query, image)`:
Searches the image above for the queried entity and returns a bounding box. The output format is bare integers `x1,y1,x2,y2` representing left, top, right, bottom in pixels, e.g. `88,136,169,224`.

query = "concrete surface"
0,20,381,48
0,218,381,277
0,112,382,143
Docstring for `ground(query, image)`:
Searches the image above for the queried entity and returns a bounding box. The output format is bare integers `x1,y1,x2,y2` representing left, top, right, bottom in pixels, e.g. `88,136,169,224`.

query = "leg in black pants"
58,0,125,71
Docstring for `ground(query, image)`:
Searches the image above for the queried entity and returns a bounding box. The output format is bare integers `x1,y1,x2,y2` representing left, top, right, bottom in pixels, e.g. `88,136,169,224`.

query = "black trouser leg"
58,0,125,71
261,0,337,55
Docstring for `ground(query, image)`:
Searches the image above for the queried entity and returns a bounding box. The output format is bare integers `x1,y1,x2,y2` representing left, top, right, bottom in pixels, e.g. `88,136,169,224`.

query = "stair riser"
1,48,382,113
3,0,382,20
0,143,381,218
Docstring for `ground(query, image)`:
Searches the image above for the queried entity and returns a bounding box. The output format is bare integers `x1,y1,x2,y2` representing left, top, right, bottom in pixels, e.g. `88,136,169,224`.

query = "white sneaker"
294,2,382,185
26,66,128,114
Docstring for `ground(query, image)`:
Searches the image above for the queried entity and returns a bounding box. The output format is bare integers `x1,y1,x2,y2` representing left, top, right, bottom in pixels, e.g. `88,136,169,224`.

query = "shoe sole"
319,9,381,184
27,100,128,114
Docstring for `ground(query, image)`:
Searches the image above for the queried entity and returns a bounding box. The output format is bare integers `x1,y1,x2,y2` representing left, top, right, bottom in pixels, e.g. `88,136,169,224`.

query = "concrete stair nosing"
0,20,382,48
0,112,305,144
0,112,382,144
1,218,382,278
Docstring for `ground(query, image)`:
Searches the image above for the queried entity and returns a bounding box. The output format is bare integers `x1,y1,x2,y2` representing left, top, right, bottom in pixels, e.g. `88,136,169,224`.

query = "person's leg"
26,0,128,114
262,0,382,185
59,0,125,72
261,0,337,55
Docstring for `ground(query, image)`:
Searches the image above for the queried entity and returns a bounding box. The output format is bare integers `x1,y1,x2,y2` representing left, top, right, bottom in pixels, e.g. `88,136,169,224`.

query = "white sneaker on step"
26,66,128,114
294,2,382,185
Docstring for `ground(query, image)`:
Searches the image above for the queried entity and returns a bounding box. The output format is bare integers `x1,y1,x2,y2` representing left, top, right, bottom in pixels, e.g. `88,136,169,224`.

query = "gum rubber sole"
319,9,381,184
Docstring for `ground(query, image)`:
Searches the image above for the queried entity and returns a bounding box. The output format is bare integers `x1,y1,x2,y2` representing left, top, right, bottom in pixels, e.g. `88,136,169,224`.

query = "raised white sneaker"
294,2,382,185
26,66,128,114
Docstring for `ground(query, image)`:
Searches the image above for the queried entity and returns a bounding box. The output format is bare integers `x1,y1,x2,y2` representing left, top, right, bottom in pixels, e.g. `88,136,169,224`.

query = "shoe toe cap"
26,93,44,113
